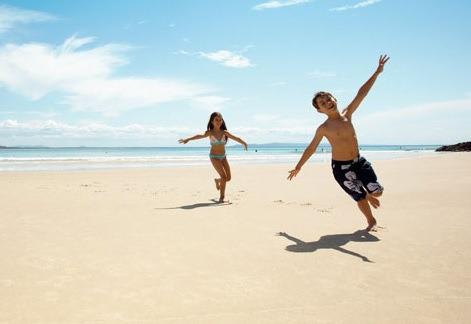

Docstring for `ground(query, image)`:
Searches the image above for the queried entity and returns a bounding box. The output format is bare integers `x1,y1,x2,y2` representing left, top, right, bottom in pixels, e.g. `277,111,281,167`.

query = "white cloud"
0,117,318,146
0,36,226,115
253,0,310,10
0,4,55,34
176,49,191,55
230,113,320,143
237,98,471,144
231,125,317,144
358,98,471,121
0,119,192,139
331,0,381,12
199,50,254,68
63,78,210,116
0,110,57,118
0,36,128,99
177,49,254,68
2,98,469,146
355,98,471,144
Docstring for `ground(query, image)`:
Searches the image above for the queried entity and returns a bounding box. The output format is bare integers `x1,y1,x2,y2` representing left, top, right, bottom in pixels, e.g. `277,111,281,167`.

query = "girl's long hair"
207,112,228,141
207,112,227,129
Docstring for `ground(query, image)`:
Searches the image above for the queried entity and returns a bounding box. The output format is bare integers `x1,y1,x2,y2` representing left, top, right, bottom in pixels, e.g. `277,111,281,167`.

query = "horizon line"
0,143,445,149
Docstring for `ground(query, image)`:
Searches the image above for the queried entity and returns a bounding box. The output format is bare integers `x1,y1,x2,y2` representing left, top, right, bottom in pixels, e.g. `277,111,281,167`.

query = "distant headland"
436,142,471,152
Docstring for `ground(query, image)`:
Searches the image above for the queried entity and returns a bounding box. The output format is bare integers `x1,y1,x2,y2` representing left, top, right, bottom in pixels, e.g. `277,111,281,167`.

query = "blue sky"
0,0,470,146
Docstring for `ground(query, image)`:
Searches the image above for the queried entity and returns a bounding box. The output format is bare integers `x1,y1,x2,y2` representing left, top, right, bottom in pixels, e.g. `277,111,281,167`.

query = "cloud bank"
0,36,226,115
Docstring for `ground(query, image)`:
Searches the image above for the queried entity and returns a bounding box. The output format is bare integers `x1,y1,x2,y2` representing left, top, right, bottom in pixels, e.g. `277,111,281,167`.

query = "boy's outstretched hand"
376,54,390,74
178,139,188,144
287,168,300,180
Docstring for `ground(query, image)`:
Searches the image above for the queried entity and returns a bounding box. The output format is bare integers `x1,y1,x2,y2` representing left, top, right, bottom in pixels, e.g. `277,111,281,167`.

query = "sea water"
0,144,440,171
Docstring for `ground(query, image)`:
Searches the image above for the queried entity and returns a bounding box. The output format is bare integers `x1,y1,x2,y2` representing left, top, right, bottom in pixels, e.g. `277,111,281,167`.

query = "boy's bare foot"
218,196,225,203
367,194,380,209
366,224,377,232
366,219,377,232
214,178,220,191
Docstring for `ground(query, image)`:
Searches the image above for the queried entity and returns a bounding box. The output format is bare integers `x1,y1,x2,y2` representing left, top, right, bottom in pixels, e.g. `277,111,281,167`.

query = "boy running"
288,55,390,231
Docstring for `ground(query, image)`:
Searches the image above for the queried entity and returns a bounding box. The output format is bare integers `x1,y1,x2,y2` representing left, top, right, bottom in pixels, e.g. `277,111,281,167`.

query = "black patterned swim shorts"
331,156,383,201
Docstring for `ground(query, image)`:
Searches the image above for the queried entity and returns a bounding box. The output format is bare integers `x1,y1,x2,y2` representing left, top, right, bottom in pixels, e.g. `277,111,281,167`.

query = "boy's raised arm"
343,55,389,118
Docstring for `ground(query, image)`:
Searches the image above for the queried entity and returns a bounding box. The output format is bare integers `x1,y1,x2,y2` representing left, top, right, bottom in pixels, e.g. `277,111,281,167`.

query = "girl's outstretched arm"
224,131,248,150
179,131,210,144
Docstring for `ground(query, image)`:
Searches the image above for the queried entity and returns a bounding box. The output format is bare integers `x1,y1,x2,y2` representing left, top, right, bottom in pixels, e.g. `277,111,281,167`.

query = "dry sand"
1,153,470,323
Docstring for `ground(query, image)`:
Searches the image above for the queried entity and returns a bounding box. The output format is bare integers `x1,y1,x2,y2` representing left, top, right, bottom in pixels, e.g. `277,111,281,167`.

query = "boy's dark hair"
312,91,334,110
207,112,227,131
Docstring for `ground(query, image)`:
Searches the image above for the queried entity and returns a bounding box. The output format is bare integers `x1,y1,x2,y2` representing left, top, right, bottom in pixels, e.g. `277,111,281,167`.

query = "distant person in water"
288,55,390,231
179,112,248,203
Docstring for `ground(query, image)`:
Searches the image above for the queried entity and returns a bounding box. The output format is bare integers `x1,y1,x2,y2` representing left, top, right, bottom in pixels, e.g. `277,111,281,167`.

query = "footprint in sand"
371,225,387,232
230,190,245,201
274,199,296,205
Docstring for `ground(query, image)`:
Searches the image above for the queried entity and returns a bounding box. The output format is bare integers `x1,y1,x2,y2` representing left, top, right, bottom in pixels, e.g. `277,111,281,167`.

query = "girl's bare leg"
220,158,232,202
221,158,231,182
210,158,227,202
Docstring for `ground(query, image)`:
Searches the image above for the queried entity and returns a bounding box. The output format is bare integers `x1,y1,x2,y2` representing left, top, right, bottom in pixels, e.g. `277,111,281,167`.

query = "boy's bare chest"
324,119,356,139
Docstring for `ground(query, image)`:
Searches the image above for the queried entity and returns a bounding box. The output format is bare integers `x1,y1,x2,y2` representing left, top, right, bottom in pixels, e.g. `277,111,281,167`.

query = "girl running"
179,112,248,202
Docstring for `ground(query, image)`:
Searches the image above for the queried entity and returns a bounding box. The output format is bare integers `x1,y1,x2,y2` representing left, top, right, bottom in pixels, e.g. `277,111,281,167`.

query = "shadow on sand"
277,230,379,262
156,199,232,210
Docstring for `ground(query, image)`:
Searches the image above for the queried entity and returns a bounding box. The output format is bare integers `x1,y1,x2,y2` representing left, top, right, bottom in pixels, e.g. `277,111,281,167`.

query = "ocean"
0,144,440,171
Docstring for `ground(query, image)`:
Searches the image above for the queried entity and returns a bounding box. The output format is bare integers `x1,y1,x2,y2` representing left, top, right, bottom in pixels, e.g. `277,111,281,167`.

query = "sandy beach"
1,152,470,323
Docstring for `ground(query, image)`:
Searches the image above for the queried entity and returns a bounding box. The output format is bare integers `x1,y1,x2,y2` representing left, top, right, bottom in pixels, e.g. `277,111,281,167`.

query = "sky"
0,0,470,147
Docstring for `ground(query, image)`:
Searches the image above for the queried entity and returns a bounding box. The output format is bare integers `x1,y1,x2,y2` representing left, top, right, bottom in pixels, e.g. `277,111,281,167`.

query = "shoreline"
0,149,441,172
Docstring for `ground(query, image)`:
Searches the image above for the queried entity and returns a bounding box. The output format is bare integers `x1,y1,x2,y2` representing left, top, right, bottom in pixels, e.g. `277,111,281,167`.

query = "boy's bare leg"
357,198,377,231
366,194,380,208
366,189,383,208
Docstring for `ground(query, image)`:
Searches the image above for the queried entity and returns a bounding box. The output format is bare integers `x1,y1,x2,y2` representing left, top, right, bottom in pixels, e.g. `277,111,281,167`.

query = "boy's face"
315,94,337,114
